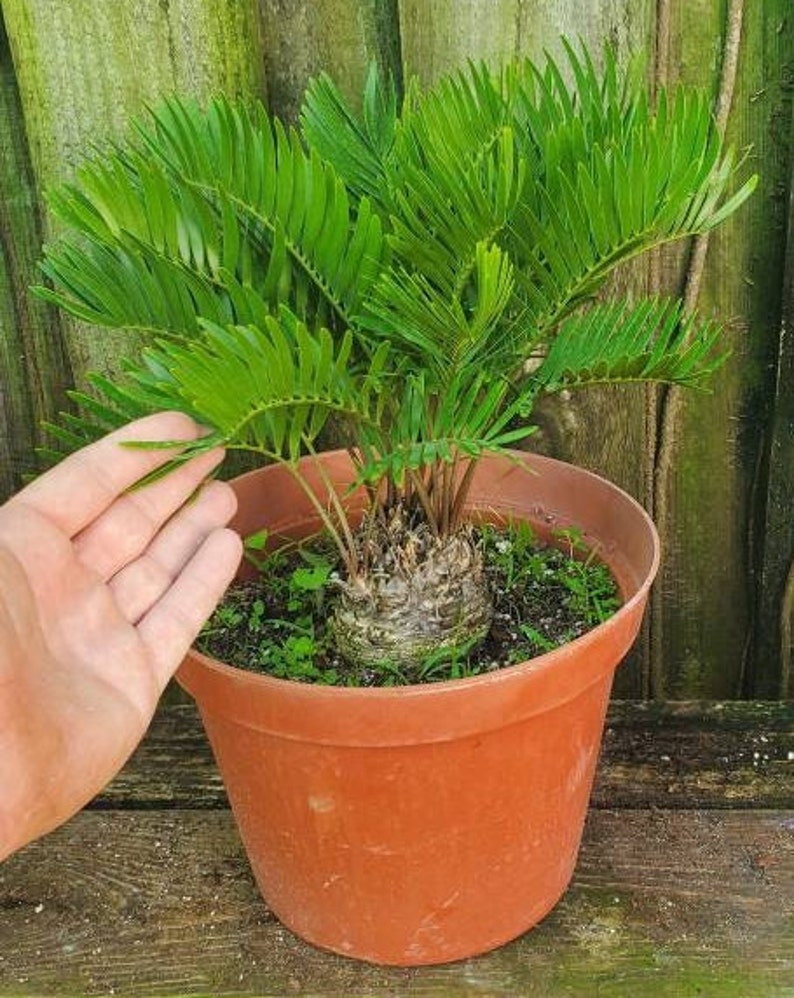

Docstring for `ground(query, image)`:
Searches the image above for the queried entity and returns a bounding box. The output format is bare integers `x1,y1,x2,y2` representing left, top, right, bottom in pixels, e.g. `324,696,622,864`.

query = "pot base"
277,874,573,967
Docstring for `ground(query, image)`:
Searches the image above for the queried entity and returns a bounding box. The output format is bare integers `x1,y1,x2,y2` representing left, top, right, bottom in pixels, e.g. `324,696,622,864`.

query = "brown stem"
426,459,438,503
349,445,378,511
404,468,414,507
410,469,440,535
440,459,452,535
449,458,478,532
303,441,360,576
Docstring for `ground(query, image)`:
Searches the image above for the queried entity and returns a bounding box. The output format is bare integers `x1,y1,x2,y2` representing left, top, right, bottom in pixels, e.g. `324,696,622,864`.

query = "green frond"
395,60,511,181
362,239,517,386
36,363,186,468
42,309,389,472
355,435,520,489
135,309,386,462
388,122,524,296
135,97,386,323
36,239,240,335
357,363,532,489
534,297,727,393
36,42,755,506
504,45,757,337
40,95,387,336
301,64,398,206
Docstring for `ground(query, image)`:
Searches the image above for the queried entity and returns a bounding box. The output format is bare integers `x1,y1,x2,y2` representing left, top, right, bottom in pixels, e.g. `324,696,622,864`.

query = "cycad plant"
37,42,755,671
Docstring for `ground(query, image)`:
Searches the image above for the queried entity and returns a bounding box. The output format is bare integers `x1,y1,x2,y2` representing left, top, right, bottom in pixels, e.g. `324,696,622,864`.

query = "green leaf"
301,64,398,207
534,297,727,393
244,529,270,551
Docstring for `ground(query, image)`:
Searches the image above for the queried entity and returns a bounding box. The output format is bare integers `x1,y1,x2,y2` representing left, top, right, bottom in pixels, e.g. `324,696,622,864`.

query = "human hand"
0,412,242,859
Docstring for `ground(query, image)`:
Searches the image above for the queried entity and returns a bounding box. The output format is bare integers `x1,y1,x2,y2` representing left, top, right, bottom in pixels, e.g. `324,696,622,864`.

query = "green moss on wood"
659,1,794,699
1,0,267,388
259,0,402,121
3,0,266,187
0,14,70,498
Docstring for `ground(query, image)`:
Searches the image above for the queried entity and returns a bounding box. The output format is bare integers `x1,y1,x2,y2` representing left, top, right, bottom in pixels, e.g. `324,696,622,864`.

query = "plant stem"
440,459,452,535
303,439,360,573
428,460,440,523
260,451,357,577
449,458,478,532
410,469,439,535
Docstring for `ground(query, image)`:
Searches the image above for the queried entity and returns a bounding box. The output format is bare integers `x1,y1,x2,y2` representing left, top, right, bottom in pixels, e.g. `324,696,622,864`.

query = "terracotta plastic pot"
178,450,659,966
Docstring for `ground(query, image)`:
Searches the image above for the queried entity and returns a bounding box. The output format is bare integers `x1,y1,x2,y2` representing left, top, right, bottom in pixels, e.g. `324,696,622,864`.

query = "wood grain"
756,84,794,700
96,702,794,812
0,16,71,500
399,0,653,702
1,0,267,387
0,0,793,700
259,0,402,122
653,1,794,699
0,809,791,996
3,702,791,993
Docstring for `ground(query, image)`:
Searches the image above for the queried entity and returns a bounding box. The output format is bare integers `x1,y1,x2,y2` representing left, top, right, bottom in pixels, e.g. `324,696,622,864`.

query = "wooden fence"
1,0,792,701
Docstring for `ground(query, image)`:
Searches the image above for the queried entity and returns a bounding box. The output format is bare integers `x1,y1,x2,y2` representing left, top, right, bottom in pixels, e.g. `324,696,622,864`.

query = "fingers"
136,527,243,691
109,480,238,623
73,446,226,580
11,413,202,539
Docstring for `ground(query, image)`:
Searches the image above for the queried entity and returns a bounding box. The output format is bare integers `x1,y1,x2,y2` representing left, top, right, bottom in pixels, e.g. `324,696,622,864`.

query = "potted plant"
36,42,754,965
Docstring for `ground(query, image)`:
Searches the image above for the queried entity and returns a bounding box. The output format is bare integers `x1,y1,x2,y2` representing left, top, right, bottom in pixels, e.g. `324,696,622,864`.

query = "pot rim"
179,450,659,702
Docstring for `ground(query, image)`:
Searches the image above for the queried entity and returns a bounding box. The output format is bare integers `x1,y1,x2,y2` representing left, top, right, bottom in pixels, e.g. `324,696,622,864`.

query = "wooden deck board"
2,702,793,995
96,701,794,811
1,809,792,996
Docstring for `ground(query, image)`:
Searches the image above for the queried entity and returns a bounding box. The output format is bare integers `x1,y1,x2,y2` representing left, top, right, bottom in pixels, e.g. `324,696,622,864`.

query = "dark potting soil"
198,525,621,687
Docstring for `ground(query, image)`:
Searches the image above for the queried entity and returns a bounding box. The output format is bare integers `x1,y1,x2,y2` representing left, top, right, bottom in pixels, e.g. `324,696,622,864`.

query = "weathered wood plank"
96,702,794,811
1,0,792,705
1,809,791,995
608,698,794,729
756,88,794,701
0,14,71,500
653,2,794,699
259,0,401,122
599,703,794,809
1,0,267,387
397,1,794,702
399,0,653,83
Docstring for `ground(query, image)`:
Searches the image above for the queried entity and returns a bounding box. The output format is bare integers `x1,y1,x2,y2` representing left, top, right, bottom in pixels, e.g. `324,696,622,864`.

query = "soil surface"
198,526,620,686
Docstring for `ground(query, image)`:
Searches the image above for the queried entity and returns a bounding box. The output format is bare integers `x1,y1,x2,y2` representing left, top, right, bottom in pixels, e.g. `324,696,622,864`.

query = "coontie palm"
37,42,755,670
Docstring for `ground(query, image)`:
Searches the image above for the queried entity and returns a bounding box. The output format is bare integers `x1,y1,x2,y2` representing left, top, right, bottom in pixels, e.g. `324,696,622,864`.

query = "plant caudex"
37,42,755,670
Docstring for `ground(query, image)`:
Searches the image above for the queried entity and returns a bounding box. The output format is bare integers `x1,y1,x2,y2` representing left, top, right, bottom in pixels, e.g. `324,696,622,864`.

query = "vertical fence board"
755,106,794,701
253,0,402,460
654,0,794,698
0,15,70,499
400,0,652,79
1,0,267,389
258,0,402,122
399,0,521,77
